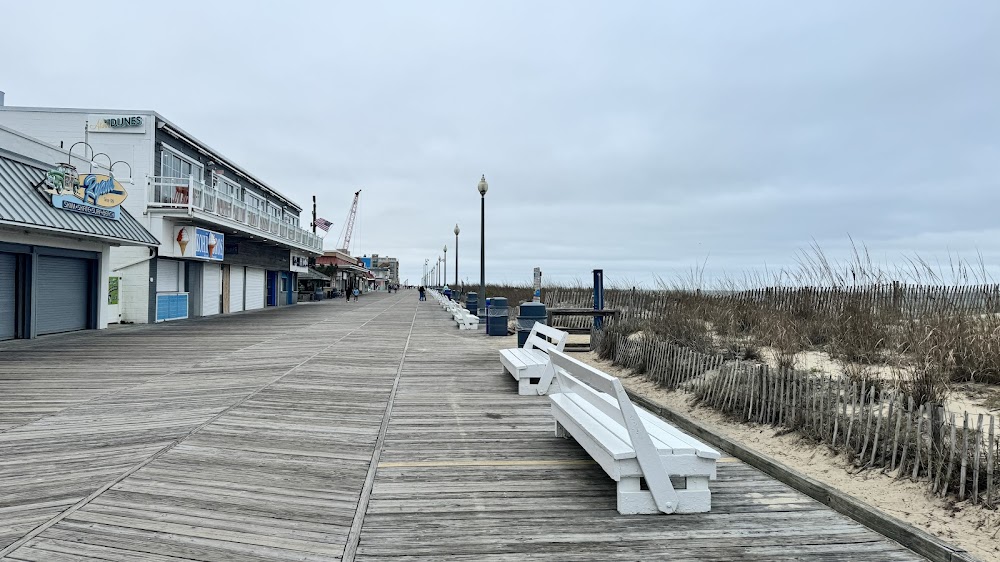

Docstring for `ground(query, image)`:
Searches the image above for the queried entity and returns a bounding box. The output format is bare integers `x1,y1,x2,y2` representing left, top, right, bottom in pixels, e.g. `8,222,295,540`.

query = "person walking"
418,286,426,301
345,286,351,302
352,287,360,301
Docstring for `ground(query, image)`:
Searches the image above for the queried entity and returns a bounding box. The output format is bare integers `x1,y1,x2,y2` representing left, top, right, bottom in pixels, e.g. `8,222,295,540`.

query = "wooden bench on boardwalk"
451,303,479,330
499,323,568,395
546,349,720,514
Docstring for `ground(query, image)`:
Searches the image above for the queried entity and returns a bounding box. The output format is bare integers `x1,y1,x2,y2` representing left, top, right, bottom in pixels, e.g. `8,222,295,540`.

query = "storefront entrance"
0,247,98,340
35,255,93,336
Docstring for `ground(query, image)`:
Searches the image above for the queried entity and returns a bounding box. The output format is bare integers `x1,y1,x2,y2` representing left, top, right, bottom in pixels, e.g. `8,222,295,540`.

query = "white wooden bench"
546,349,720,514
499,322,568,395
446,300,478,329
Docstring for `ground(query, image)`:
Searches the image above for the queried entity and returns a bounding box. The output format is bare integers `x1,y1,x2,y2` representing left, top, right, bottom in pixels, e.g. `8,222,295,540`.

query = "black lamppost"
478,174,488,321
443,245,447,287
453,223,460,287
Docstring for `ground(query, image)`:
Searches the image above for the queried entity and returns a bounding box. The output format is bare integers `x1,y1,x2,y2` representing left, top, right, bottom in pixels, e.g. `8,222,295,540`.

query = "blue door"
283,272,293,305
266,271,278,306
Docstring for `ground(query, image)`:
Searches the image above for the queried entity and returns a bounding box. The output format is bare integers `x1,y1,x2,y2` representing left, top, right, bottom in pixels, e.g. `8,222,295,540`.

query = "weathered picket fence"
595,328,999,508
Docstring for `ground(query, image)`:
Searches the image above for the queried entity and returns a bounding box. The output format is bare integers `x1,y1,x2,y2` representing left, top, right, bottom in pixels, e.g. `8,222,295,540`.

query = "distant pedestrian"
353,288,360,301
418,286,426,301
345,288,350,302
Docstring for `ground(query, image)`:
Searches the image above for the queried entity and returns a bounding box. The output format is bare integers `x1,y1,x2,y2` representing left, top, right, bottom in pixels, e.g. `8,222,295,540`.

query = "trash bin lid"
518,301,546,315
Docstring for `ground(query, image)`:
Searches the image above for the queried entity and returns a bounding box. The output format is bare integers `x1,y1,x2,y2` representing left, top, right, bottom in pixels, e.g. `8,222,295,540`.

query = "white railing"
147,176,323,252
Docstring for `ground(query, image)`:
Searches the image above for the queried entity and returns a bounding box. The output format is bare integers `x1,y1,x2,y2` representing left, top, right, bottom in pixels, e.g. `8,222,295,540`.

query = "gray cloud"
2,1,997,286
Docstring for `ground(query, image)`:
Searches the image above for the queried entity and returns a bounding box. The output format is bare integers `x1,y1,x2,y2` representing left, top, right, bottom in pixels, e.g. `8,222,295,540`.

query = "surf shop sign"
41,164,127,220
174,226,224,261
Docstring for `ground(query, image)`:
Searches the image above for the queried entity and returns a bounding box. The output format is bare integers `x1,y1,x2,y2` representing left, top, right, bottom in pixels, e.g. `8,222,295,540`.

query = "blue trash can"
465,292,478,316
517,302,547,347
487,297,508,336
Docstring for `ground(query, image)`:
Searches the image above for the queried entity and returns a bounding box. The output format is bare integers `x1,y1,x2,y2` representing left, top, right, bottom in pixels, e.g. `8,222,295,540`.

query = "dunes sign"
41,165,127,221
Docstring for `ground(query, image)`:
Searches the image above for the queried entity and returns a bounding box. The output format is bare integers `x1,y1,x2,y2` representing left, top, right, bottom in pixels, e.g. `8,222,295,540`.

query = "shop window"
280,276,289,292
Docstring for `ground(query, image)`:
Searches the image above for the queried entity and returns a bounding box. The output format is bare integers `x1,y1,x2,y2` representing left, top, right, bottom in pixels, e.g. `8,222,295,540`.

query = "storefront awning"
298,268,331,282
0,152,159,246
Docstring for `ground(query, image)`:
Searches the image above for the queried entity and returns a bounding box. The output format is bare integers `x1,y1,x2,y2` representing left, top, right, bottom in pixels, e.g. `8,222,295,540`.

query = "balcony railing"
147,176,323,252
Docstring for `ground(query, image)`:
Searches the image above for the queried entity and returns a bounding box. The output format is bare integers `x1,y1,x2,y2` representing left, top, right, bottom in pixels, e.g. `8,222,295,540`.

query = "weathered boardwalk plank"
0,293,925,561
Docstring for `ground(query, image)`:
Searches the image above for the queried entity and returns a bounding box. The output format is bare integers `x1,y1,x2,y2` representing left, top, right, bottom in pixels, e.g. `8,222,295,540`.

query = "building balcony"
147,176,323,253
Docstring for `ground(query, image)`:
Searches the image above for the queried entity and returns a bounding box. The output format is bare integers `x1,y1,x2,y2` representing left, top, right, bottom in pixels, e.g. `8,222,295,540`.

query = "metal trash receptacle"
465,292,478,316
516,302,546,347
487,297,508,336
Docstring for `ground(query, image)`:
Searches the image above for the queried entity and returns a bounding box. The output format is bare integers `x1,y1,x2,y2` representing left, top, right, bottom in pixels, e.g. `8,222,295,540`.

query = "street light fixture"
453,223,460,287
443,245,447,288
478,174,488,324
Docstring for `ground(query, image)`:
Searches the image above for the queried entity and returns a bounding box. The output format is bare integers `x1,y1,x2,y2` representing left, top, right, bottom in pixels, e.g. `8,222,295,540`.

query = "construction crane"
336,189,361,252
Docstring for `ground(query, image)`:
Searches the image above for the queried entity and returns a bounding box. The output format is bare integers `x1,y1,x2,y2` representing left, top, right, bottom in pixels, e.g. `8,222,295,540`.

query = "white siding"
245,267,265,310
230,266,245,313
203,263,221,316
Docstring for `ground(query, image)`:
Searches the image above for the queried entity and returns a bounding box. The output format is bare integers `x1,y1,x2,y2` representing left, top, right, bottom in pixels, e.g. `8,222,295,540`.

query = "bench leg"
517,376,540,396
616,477,659,514
555,421,569,439
672,476,711,514
616,476,711,514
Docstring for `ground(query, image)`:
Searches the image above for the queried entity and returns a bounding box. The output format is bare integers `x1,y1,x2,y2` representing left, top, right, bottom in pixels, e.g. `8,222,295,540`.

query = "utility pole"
311,195,317,234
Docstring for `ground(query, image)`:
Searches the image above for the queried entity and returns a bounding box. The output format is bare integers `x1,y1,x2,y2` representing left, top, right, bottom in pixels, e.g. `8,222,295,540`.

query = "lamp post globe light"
454,223,460,287
477,174,488,324
443,244,448,287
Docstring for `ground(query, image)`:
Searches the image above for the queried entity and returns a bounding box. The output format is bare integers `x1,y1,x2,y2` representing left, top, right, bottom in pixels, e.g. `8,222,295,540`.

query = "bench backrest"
547,349,680,514
524,322,568,354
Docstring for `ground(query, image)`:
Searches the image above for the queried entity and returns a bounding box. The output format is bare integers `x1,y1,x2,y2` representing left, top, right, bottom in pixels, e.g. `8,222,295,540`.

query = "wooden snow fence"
601,331,999,508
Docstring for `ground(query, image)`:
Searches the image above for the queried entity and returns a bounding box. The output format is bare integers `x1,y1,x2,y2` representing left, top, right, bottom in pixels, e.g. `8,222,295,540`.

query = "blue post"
593,269,604,330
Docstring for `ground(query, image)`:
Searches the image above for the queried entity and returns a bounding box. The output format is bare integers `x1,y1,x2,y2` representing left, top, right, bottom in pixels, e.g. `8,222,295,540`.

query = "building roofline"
0,105,303,212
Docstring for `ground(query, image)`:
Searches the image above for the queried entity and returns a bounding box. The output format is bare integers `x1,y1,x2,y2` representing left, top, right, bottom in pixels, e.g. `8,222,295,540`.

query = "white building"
0,125,159,340
0,104,323,324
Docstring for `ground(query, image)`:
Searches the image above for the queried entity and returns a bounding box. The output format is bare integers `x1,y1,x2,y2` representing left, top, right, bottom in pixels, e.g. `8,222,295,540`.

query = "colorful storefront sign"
41,165,127,221
174,226,224,261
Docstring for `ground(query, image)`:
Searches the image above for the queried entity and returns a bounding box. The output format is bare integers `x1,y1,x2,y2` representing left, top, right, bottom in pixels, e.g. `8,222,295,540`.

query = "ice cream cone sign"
176,228,191,256
173,226,224,260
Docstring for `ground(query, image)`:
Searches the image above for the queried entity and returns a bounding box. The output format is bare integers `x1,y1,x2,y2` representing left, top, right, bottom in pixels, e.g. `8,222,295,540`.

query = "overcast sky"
2,1,997,287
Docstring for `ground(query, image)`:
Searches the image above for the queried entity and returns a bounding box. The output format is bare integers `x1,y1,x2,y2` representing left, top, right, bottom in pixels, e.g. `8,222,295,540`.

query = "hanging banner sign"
174,226,224,261
41,165,127,221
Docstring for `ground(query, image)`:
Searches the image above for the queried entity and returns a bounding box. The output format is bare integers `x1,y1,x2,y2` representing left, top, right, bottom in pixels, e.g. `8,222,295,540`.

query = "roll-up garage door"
245,267,265,310
0,253,15,341
230,266,245,313
203,263,221,316
36,256,92,336
157,259,181,292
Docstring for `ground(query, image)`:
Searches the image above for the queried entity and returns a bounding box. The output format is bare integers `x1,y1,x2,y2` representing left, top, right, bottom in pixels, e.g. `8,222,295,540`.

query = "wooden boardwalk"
0,293,924,561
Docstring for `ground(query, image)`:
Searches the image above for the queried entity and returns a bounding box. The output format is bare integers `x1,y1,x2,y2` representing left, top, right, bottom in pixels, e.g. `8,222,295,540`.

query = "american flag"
315,217,333,232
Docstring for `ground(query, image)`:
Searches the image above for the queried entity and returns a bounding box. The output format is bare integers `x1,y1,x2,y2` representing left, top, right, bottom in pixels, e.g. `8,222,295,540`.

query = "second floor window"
213,173,241,200
161,149,202,182
245,192,266,213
